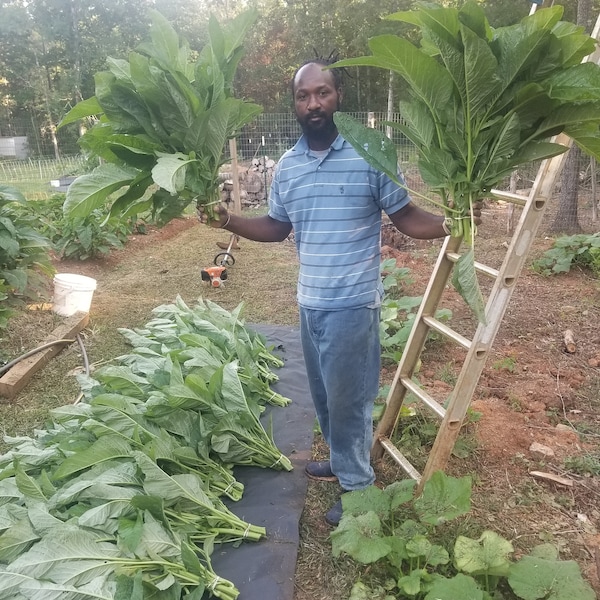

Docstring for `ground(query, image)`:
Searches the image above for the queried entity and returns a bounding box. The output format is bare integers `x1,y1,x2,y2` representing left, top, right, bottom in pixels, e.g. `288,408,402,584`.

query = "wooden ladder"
372,16,600,492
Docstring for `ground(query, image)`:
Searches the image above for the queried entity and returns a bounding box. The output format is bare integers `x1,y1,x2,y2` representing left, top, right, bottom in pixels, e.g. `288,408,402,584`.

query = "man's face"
293,63,342,143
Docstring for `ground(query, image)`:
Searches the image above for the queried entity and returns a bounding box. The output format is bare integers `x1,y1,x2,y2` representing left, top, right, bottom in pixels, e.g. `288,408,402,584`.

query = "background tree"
552,0,593,233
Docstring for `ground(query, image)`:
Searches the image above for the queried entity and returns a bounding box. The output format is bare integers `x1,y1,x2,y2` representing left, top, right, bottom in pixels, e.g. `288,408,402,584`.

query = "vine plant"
331,471,595,599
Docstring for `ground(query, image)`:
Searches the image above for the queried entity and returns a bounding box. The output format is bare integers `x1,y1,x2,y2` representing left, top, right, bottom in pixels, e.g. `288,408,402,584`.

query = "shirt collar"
294,133,344,153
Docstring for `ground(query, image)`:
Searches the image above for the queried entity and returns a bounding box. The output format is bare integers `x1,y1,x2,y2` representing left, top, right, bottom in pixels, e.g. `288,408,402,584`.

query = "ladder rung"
378,436,422,481
445,252,500,279
490,188,528,206
422,316,472,350
401,376,447,419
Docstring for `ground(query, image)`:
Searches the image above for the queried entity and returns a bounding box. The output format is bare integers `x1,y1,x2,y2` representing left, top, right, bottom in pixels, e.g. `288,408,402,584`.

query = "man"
201,59,477,525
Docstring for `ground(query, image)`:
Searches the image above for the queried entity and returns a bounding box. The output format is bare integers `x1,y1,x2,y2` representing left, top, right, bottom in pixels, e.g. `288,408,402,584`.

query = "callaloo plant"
333,3,600,322
0,185,54,329
58,9,261,224
331,471,595,599
532,232,600,276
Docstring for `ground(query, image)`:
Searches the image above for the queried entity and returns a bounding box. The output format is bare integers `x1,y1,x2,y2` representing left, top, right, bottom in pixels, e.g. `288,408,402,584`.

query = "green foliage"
531,233,600,276
563,452,600,476
0,185,54,329
31,194,136,260
0,297,293,599
331,472,595,600
379,258,452,364
59,10,262,225
332,3,600,323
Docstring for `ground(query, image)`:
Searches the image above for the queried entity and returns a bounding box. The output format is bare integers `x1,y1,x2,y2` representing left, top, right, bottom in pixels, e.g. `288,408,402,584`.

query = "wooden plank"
0,311,89,400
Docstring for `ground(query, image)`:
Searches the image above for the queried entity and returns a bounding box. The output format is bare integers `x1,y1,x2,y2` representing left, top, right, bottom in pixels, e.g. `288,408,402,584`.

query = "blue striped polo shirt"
268,134,410,310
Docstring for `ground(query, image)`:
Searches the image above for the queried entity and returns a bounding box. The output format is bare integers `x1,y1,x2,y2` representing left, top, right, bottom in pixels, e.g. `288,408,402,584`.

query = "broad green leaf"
508,554,596,600
53,436,133,481
117,512,144,554
394,101,435,149
137,513,180,559
0,519,39,562
58,96,103,128
454,530,513,576
26,504,63,536
330,512,392,564
414,470,471,525
0,185,26,204
138,10,182,72
115,572,143,600
406,535,450,566
535,104,600,139
106,57,131,82
510,141,567,165
398,569,426,596
94,367,149,398
133,452,213,508
333,113,400,183
543,63,600,102
451,249,487,325
0,478,21,506
64,164,139,218
0,504,27,531
340,485,390,519
0,570,33,600
424,573,484,600
6,527,121,581
14,462,47,501
78,498,137,531
338,35,453,115
20,575,115,600
151,153,197,194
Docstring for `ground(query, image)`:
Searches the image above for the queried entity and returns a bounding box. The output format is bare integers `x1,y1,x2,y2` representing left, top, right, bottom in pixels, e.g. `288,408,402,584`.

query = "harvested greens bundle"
333,3,600,322
59,10,261,224
0,298,292,599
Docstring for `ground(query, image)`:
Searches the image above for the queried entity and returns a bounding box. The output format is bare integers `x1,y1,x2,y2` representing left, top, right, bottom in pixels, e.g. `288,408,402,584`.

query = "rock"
529,442,555,459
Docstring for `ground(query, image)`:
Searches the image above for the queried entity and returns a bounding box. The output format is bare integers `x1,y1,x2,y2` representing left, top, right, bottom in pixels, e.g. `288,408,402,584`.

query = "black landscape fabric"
209,324,316,600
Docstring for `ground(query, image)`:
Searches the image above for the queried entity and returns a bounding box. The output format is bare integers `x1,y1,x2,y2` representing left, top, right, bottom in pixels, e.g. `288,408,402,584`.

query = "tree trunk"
551,148,583,233
550,0,590,233
386,70,393,140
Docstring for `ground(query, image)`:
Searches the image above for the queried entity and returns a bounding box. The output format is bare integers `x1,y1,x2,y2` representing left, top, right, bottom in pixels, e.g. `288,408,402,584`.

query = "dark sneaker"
305,460,338,482
325,498,343,526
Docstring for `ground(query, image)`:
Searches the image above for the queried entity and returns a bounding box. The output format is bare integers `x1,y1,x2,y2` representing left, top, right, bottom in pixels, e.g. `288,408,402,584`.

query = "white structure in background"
0,136,28,159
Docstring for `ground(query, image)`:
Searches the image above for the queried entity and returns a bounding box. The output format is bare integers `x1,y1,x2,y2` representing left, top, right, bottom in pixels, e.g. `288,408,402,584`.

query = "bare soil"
2,202,599,598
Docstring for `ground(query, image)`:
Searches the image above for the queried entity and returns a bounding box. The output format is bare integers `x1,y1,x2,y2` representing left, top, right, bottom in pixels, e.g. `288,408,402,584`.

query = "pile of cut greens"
59,9,261,225
0,297,292,599
333,3,600,323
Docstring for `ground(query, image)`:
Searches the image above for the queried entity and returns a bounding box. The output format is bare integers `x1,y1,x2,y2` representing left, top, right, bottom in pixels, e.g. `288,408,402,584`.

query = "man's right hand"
197,203,229,228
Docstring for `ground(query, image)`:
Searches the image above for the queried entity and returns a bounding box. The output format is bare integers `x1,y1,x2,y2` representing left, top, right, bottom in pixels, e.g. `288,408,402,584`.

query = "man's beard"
297,111,338,144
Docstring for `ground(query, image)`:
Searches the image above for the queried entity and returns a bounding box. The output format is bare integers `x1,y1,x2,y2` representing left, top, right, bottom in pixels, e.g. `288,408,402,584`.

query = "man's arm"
388,203,447,240
388,202,482,240
200,204,293,242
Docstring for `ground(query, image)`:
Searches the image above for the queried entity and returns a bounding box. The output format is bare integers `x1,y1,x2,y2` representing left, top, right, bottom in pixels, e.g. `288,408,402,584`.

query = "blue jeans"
299,306,380,491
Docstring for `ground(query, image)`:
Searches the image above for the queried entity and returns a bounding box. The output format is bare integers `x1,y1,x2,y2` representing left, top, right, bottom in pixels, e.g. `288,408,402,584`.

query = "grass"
0,155,87,199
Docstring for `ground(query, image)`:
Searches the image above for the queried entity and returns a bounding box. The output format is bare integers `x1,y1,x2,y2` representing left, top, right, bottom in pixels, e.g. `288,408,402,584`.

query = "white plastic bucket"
52,273,97,316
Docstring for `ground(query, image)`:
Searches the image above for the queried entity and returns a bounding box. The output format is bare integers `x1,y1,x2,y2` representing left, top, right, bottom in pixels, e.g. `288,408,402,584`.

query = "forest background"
1,0,597,157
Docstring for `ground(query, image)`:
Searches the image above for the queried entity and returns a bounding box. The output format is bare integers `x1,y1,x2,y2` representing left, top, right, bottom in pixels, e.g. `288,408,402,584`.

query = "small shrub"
0,185,54,328
32,194,139,260
532,233,600,276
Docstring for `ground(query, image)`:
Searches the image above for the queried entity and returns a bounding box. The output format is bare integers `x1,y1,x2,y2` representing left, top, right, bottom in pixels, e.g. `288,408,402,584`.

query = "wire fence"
2,112,598,234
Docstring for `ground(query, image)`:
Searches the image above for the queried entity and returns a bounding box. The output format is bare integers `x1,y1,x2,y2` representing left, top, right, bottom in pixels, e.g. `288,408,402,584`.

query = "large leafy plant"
0,185,54,329
59,10,261,224
333,3,600,322
331,472,595,599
